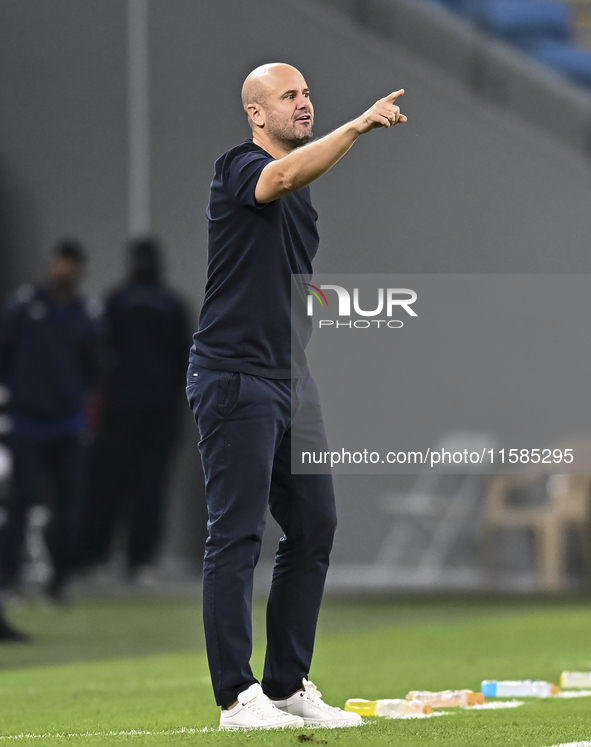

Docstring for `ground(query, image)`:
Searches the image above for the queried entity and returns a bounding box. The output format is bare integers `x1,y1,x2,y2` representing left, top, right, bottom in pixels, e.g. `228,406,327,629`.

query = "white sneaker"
274,678,363,728
219,683,305,731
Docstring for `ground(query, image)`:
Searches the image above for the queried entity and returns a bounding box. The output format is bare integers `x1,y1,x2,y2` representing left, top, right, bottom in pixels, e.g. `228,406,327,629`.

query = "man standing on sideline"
0,241,101,601
186,63,406,730
84,238,190,580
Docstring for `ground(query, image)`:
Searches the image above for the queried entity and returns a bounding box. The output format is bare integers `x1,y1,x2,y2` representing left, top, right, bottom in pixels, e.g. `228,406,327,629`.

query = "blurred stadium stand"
312,0,591,157
431,0,591,90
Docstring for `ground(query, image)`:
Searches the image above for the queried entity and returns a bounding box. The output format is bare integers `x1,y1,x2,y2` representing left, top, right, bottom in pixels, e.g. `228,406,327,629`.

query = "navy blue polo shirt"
190,139,319,379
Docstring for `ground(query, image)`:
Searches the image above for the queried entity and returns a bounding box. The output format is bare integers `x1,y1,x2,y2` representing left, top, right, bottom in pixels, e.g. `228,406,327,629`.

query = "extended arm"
255,90,406,204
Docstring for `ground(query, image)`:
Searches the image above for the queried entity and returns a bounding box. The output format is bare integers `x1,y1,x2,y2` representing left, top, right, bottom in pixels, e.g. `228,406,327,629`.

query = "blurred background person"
83,237,190,582
0,389,29,640
0,570,30,641
0,240,101,602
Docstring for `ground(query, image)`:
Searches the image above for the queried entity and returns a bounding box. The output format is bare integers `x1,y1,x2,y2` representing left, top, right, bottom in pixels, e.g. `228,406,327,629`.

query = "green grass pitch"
1,594,591,745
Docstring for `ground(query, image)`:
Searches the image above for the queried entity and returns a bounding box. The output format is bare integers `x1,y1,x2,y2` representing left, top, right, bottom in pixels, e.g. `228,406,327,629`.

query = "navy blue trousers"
186,365,337,707
84,409,178,571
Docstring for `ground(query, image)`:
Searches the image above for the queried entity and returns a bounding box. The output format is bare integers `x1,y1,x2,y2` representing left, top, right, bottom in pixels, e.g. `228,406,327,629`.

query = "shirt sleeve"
224,147,274,209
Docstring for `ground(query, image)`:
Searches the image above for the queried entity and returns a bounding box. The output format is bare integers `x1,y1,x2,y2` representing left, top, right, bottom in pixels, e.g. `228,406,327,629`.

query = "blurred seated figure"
84,237,190,580
0,240,101,601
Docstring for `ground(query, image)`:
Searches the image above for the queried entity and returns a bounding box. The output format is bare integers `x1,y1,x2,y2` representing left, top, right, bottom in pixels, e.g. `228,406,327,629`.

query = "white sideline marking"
469,700,524,709
541,742,591,747
0,727,211,741
0,722,372,740
385,711,453,720
558,690,591,698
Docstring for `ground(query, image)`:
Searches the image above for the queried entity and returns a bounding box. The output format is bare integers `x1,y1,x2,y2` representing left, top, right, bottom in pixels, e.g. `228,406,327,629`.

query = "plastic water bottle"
481,680,559,697
560,672,591,689
406,689,485,707
344,699,432,717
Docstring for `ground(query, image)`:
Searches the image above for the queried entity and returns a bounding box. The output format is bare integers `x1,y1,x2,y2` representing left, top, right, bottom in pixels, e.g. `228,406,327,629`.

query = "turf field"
1,594,591,746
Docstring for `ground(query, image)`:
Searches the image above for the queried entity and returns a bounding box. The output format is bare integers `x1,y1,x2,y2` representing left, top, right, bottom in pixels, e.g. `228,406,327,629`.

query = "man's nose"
296,93,311,109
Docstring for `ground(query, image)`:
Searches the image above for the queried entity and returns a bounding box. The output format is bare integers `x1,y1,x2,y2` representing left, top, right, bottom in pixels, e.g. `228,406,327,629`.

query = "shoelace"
242,691,285,720
302,679,342,713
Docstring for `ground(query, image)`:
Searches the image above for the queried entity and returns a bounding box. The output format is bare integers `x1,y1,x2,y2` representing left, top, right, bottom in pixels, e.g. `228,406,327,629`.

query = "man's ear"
247,103,265,129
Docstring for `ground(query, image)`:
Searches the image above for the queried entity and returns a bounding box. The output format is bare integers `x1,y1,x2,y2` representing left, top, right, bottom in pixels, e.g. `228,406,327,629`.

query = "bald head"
240,63,314,153
241,63,302,112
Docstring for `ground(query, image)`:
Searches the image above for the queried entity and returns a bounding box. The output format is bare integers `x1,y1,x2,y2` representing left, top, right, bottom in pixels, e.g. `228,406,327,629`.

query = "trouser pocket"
217,371,240,416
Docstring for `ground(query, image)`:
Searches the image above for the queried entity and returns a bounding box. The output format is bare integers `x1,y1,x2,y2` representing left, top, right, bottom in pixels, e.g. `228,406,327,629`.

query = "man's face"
48,256,82,295
262,69,314,149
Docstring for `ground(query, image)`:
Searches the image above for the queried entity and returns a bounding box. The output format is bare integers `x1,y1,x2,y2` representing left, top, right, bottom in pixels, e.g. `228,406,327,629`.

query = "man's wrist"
346,118,366,139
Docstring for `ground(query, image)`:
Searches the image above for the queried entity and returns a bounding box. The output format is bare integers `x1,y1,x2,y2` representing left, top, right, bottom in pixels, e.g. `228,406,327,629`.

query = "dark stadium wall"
0,161,36,300
2,0,591,571
0,0,128,294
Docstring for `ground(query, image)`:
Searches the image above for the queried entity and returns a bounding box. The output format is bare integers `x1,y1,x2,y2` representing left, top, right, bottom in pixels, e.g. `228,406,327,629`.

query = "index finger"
384,89,405,102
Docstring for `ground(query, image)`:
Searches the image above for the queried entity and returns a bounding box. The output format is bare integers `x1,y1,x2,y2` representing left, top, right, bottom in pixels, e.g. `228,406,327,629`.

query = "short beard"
266,111,313,150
